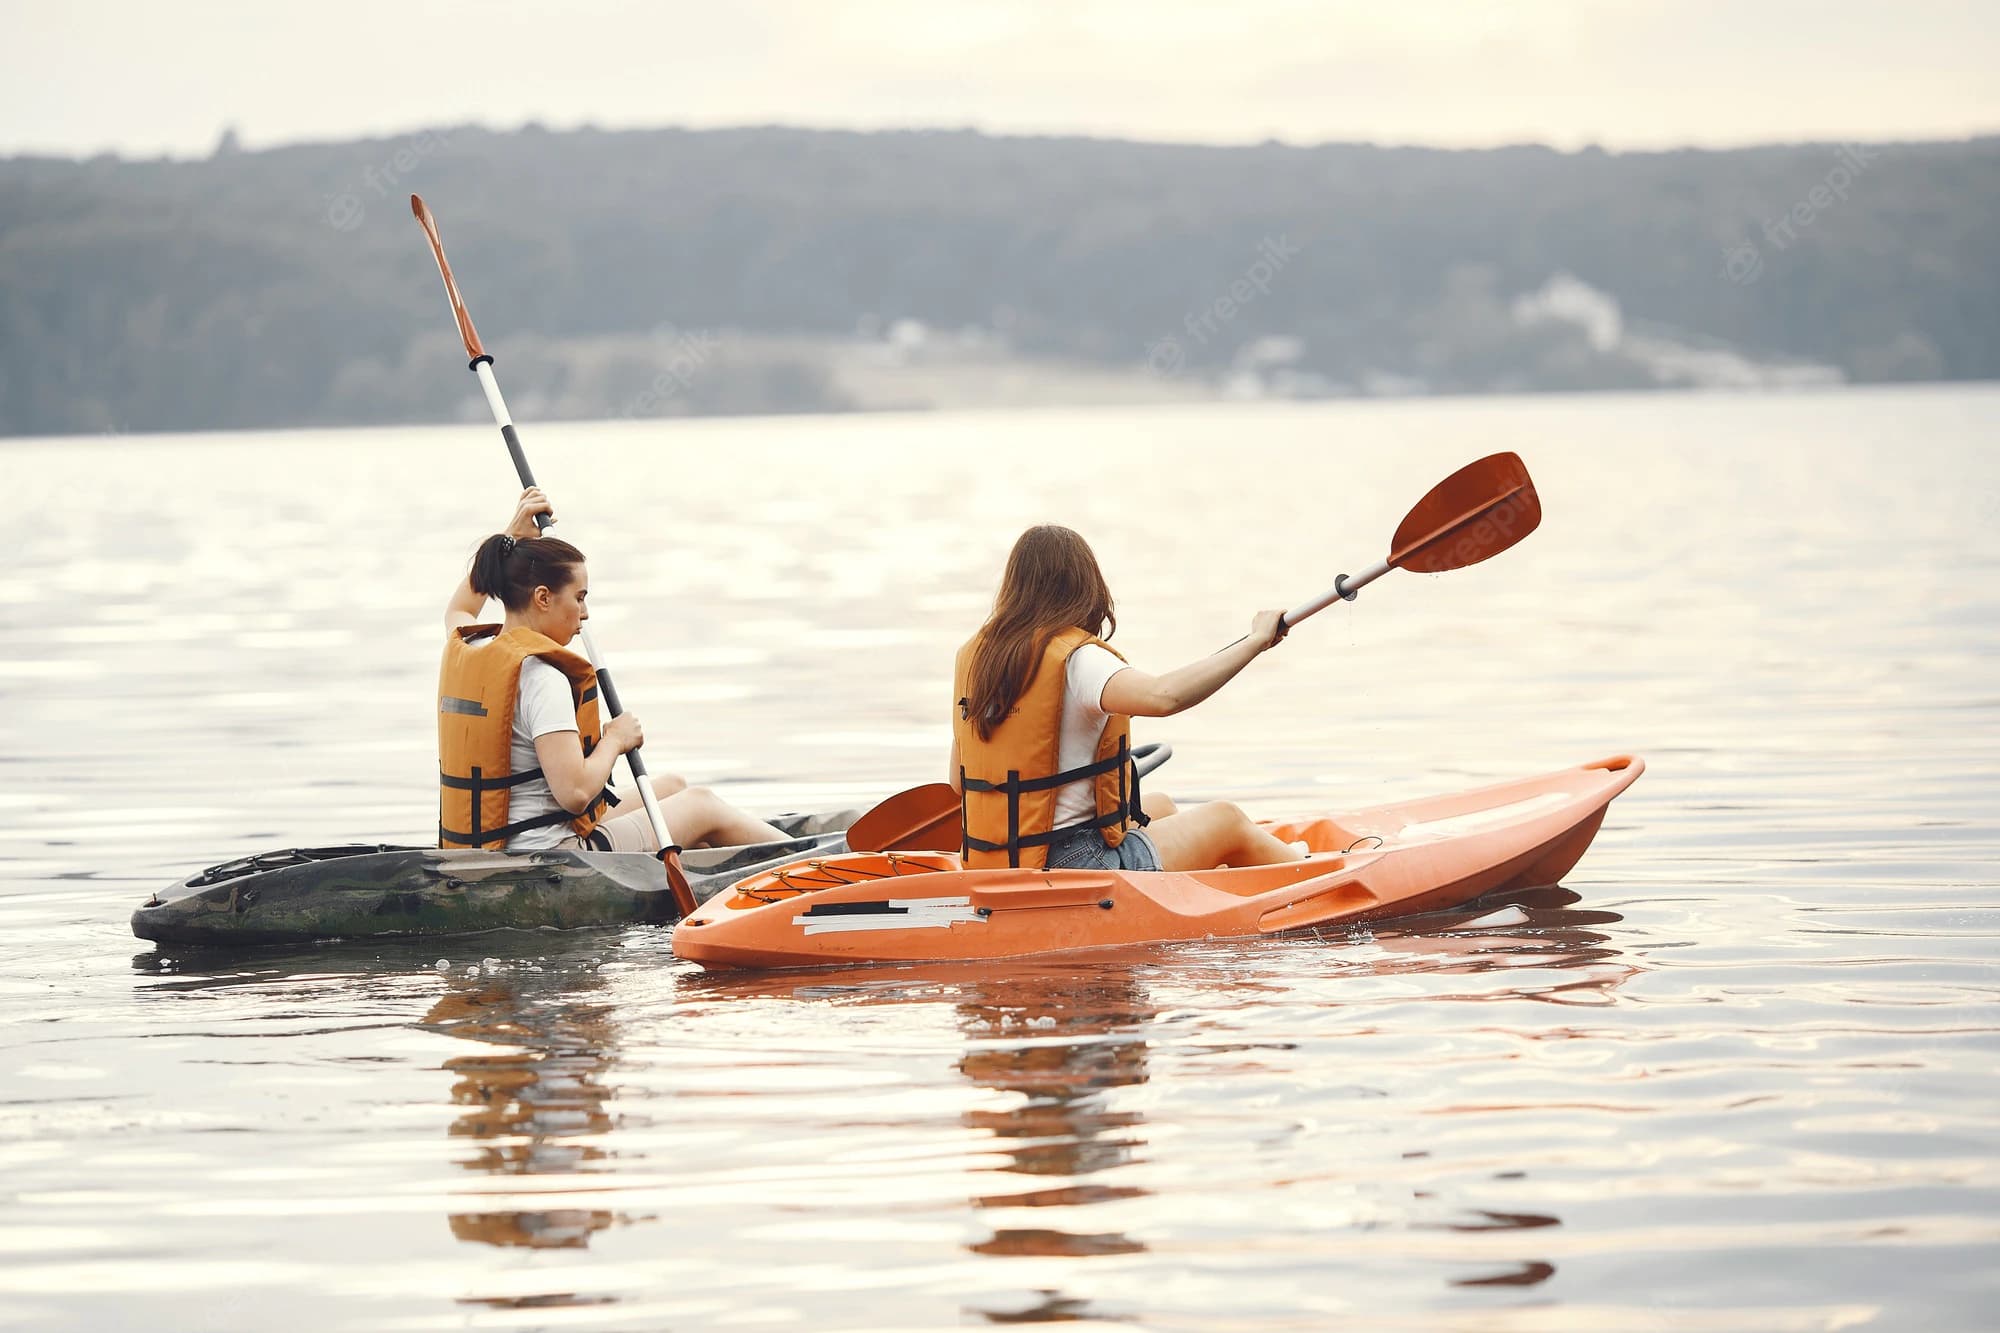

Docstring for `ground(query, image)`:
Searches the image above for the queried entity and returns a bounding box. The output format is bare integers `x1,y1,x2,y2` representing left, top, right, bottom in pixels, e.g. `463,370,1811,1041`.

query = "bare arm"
445,488,554,634
535,712,642,814
1100,611,1288,718
947,735,962,793
444,572,487,635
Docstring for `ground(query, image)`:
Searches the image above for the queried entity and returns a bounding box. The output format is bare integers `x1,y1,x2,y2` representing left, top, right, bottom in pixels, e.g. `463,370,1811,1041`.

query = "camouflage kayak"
131,810,856,948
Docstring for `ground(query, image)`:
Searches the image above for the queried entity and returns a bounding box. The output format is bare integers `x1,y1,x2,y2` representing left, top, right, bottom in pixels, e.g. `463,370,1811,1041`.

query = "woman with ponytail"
949,524,1305,873
439,488,785,854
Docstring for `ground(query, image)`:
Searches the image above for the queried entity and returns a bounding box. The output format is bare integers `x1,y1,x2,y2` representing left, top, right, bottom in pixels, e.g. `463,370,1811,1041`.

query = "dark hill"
1,124,1994,434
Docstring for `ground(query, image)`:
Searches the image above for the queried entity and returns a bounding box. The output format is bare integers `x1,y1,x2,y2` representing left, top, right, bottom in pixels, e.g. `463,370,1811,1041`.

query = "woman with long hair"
949,524,1305,873
439,488,786,854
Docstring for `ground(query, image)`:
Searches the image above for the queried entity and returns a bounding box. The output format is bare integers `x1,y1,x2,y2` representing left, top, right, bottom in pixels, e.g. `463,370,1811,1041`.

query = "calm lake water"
3,388,1998,1330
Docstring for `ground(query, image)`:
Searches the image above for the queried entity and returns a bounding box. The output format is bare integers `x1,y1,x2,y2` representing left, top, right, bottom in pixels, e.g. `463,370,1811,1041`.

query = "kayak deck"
131,810,856,948
671,756,1643,970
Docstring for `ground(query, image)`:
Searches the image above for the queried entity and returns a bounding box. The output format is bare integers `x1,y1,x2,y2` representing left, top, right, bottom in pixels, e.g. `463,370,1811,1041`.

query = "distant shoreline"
4,124,1993,436
8,119,1998,167
10,379,1996,447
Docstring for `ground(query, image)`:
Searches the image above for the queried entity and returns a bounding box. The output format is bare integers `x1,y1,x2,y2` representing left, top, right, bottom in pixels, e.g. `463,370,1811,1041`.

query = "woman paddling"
950,524,1306,872
440,488,787,854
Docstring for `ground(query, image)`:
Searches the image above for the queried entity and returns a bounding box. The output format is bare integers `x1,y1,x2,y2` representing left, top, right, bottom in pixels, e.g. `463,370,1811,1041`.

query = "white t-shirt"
469,636,583,851
1052,643,1132,829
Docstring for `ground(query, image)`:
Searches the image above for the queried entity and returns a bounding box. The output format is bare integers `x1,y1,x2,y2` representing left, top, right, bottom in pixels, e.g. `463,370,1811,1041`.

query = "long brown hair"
963,525,1116,740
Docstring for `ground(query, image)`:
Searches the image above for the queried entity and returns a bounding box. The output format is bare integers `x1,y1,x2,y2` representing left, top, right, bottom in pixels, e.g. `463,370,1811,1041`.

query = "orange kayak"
672,755,1643,970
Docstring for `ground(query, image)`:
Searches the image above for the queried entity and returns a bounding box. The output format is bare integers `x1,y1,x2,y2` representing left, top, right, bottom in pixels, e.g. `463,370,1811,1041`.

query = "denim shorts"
1045,825,1162,872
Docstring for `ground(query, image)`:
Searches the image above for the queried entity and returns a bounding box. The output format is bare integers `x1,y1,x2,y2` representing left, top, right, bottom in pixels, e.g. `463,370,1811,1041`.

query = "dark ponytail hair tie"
498,535,517,555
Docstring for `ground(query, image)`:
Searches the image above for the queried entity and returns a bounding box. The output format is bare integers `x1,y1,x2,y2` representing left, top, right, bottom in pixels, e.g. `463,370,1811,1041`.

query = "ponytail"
470,533,587,612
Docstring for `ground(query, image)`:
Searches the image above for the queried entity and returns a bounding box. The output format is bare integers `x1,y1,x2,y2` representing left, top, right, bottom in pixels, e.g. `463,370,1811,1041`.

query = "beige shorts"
560,807,667,854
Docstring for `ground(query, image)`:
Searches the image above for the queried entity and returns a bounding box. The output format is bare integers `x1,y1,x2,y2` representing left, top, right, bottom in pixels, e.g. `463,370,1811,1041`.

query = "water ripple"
2,392,1997,1327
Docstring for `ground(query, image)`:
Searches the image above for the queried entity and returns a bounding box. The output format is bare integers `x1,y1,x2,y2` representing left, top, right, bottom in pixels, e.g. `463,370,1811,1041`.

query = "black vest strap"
959,735,1145,867
438,762,613,847
439,767,547,791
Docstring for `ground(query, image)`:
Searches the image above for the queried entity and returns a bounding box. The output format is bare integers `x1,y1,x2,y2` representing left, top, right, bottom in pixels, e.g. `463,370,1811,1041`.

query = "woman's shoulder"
519,654,568,688
517,657,579,732
1065,641,1129,705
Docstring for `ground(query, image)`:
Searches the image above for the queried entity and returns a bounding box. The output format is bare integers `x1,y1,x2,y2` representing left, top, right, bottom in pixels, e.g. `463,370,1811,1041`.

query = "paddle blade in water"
848,783,961,853
1388,451,1541,573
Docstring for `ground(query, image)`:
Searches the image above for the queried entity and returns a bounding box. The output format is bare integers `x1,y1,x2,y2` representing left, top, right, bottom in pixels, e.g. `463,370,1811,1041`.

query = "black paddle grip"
594,667,654,782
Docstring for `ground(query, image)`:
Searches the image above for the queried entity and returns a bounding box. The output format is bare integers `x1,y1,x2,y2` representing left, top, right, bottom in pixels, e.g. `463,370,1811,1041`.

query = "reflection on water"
953,971,1155,1325
422,971,622,1250
958,971,1156,1261
1364,885,1636,1006
8,392,2000,1328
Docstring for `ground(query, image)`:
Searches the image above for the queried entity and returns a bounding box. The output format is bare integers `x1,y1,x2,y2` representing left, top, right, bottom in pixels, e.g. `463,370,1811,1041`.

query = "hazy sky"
4,0,1996,158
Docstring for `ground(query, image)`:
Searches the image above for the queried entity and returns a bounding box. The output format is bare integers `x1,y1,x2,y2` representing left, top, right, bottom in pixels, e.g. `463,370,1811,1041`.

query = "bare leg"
1141,791,1179,820
591,780,785,852
1141,801,1304,872
658,786,788,848
604,772,687,820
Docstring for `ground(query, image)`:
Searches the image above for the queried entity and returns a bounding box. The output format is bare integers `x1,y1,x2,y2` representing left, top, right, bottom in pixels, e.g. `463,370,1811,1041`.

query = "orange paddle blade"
1389,451,1541,574
661,847,697,917
848,783,960,853
409,194,487,362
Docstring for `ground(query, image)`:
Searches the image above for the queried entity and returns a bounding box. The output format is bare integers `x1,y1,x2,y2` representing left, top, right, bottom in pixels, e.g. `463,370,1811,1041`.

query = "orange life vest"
437,624,613,849
952,625,1144,870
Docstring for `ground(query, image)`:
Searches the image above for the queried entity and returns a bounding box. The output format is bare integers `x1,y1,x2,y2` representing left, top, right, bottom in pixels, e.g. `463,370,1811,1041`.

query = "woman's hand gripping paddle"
411,194,697,917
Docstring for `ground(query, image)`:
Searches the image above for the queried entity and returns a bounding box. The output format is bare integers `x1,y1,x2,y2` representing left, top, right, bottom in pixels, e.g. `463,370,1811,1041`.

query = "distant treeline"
1,124,1996,435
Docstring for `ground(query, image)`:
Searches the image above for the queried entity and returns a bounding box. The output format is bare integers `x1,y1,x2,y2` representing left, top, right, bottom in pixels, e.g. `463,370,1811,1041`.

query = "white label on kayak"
794,896,984,935
1394,791,1571,842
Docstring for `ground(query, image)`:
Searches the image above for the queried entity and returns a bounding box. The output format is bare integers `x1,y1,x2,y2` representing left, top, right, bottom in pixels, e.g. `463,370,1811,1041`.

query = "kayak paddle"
850,744,1173,855
1279,450,1541,627
846,784,958,856
848,453,1541,855
410,194,697,917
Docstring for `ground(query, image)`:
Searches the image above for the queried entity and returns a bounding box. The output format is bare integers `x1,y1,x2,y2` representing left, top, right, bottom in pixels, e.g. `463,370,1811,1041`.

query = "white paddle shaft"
470,362,676,852
473,358,511,428
1285,558,1392,626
